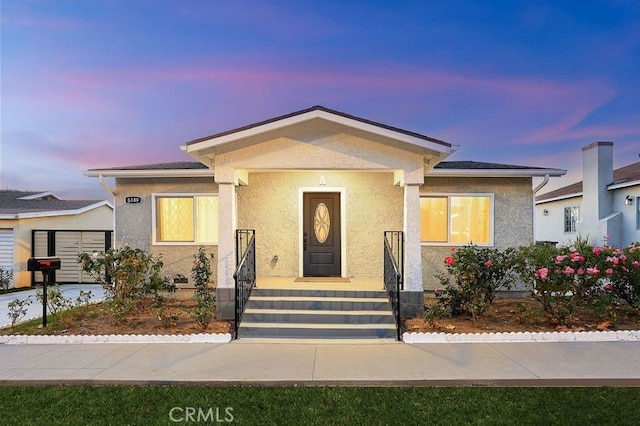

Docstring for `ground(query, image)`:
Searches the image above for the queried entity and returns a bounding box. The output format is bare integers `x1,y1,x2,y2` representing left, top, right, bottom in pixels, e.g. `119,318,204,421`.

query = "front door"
303,192,341,276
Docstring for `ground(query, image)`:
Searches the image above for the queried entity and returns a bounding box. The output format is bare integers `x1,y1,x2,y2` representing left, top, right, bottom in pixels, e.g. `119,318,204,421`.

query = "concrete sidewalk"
1,340,639,386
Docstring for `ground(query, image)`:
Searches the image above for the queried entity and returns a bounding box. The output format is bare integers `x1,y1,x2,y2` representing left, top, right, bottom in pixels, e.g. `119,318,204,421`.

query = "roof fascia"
0,201,113,220
608,180,640,190
426,168,567,178
84,169,214,178
184,109,453,155
535,193,583,204
17,191,59,200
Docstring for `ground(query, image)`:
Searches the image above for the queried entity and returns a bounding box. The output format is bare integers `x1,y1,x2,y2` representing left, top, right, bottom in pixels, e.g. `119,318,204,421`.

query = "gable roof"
0,190,112,219
182,105,456,162
185,105,452,149
536,161,640,203
85,161,213,178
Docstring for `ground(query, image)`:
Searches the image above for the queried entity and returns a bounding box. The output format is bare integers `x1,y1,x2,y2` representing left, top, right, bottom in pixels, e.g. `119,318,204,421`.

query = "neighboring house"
535,142,640,248
0,191,113,288
85,106,565,317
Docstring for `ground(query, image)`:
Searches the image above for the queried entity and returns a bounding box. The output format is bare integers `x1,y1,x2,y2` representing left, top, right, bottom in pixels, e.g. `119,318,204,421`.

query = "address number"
125,196,142,204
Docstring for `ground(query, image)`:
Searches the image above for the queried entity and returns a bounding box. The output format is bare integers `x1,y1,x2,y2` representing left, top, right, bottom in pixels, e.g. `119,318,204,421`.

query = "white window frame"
420,193,495,247
152,193,219,245
563,205,580,234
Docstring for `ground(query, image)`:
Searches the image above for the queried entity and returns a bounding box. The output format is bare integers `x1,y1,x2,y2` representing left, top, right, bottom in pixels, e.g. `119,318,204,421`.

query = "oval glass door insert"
314,202,331,243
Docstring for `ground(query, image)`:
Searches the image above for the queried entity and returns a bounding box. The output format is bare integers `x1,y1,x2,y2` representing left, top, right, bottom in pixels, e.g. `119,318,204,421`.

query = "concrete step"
237,288,398,340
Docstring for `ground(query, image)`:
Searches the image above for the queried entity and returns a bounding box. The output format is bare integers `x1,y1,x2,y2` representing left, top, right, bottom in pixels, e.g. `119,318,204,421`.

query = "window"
154,195,218,244
563,206,579,233
420,195,493,245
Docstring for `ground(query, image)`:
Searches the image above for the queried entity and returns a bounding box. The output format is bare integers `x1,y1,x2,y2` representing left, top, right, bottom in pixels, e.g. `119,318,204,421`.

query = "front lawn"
1,386,639,425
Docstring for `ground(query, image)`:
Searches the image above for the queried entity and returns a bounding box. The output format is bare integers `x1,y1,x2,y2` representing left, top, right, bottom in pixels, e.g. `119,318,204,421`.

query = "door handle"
303,232,308,251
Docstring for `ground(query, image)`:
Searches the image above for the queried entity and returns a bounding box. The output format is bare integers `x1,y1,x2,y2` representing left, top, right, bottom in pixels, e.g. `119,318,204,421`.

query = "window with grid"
420,195,493,245
155,195,218,243
563,205,579,233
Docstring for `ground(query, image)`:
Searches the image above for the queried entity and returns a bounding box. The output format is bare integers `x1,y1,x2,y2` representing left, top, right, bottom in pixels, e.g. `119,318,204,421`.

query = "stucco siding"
115,177,219,286
534,197,582,246
420,177,534,290
236,171,403,278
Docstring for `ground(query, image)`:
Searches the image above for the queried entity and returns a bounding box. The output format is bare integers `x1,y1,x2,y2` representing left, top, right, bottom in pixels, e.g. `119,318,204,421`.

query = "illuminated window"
420,195,493,245
155,195,218,244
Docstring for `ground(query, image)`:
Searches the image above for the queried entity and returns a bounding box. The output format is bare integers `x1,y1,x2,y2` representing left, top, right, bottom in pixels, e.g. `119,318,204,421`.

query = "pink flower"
535,267,549,281
563,266,575,276
444,256,455,266
593,247,602,255
604,284,612,292
606,256,620,265
605,268,614,275
484,260,493,267
569,252,584,262
577,267,585,275
555,255,568,263
586,267,600,276
450,247,456,252
632,261,640,269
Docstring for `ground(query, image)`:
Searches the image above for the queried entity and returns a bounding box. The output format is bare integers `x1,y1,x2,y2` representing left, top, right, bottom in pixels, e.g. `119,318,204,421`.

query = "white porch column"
403,183,423,292
216,181,237,319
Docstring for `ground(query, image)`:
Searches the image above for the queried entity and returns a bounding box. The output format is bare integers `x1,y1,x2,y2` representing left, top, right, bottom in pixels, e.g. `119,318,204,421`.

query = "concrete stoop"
237,289,397,339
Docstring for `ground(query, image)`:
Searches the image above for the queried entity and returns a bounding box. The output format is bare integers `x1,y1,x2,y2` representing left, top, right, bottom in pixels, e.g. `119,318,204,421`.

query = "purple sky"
1,0,639,200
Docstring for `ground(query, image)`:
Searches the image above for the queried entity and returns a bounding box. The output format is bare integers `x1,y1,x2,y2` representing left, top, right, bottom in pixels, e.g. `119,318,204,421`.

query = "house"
85,106,565,318
535,142,640,248
0,191,113,288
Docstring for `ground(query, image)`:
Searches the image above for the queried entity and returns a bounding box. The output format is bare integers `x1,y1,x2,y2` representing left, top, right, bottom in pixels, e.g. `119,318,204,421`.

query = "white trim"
0,200,113,220
419,193,495,247
84,169,214,178
608,180,640,190
298,187,347,278
17,191,58,200
426,168,566,178
151,193,219,246
185,109,453,156
535,193,582,205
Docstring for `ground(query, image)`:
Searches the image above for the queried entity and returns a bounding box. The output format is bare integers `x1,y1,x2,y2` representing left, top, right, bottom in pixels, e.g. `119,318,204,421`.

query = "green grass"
1,386,639,425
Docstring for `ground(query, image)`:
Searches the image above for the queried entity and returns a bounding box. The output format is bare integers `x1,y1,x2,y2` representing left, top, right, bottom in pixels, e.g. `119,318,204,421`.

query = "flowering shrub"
514,238,640,324
434,245,516,323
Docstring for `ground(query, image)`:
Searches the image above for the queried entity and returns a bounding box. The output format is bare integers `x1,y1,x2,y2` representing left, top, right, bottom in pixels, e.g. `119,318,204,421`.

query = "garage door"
0,229,14,272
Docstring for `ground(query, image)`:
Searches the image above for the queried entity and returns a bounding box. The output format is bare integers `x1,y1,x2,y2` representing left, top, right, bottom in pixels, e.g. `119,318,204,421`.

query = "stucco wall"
534,197,582,246
535,186,640,248
236,171,404,278
420,177,534,290
115,177,218,286
4,205,113,287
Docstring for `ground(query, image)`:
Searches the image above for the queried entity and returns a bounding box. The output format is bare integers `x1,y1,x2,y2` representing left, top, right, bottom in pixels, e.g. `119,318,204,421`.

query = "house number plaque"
125,196,142,204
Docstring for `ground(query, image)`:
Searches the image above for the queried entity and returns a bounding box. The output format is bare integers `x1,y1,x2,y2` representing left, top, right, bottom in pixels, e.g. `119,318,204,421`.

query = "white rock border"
0,333,232,345
403,330,640,343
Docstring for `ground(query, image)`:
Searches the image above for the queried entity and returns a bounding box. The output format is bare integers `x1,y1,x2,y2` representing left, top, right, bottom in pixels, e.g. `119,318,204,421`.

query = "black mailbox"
28,257,61,272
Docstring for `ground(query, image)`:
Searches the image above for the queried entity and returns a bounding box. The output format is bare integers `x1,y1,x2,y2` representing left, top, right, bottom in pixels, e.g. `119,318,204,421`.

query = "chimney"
581,141,614,224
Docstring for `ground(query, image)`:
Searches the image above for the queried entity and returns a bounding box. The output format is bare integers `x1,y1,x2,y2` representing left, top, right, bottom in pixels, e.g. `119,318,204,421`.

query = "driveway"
0,284,106,328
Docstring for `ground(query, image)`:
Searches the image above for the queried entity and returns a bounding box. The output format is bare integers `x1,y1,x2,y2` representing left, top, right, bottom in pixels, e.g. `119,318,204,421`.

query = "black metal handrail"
383,231,404,341
233,229,256,339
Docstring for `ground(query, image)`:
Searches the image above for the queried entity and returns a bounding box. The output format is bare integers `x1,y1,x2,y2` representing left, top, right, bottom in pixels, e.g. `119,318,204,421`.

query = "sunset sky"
1,0,639,199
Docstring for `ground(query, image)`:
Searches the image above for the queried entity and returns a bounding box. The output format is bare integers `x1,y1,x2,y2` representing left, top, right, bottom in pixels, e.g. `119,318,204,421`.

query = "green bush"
434,245,516,323
0,267,14,291
190,247,216,329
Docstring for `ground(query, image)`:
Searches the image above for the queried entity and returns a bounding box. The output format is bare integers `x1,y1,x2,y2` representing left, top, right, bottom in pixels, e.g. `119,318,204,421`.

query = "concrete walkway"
0,284,105,328
1,340,639,386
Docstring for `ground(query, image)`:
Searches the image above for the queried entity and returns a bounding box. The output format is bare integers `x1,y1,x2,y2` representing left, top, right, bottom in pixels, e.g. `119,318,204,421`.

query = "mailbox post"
27,257,61,327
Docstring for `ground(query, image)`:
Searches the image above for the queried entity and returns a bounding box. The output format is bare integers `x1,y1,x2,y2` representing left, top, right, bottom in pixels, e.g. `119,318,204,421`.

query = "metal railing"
383,231,404,341
233,229,256,339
